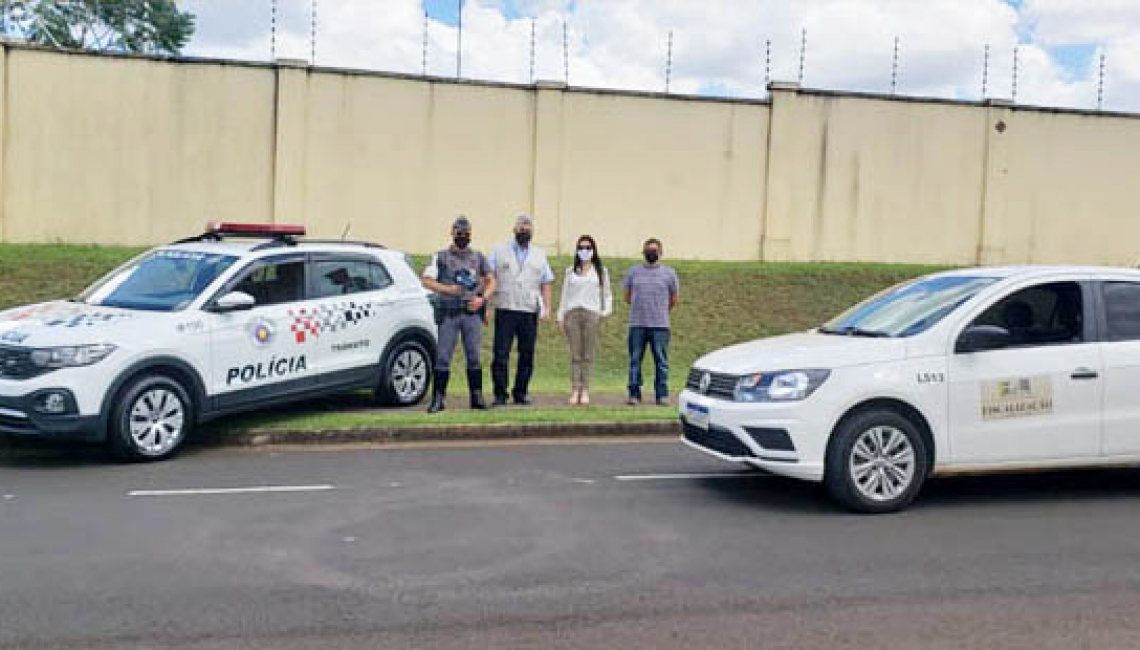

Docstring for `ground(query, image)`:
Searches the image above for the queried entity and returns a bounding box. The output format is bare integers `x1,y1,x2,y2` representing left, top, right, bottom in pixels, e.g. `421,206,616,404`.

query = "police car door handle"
1070,368,1099,380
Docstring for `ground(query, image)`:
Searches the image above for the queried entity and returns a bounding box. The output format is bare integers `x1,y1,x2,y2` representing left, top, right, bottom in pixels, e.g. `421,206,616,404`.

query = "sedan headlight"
734,369,830,402
29,344,117,368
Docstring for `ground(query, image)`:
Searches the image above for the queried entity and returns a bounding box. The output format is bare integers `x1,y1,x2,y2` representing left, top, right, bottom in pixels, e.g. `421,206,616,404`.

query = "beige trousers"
564,308,601,390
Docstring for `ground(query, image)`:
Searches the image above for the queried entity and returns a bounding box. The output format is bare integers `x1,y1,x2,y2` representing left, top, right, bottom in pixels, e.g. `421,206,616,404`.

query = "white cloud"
1022,0,1140,45
179,0,1140,112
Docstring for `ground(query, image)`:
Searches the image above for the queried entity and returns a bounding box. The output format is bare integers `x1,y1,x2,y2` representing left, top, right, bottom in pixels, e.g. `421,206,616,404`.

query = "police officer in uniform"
422,216,496,413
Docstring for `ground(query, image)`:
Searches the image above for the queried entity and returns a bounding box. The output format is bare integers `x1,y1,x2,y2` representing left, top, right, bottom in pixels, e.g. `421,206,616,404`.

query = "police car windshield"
821,275,998,338
78,250,238,312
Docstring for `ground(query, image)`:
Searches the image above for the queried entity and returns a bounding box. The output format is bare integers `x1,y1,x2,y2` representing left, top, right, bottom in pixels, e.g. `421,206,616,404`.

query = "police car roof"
927,265,1140,281
162,240,393,258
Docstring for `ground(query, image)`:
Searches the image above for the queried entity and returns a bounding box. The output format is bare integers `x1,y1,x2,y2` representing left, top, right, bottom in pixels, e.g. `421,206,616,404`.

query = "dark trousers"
492,309,539,400
628,327,670,400
436,312,483,369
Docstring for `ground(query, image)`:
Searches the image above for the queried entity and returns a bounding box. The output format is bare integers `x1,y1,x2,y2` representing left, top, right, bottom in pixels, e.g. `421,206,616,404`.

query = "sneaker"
626,396,641,406
513,395,532,406
492,397,509,407
655,397,670,407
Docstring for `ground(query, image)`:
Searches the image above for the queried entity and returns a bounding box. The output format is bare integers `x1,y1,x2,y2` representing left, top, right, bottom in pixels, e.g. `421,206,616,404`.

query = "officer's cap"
452,216,472,232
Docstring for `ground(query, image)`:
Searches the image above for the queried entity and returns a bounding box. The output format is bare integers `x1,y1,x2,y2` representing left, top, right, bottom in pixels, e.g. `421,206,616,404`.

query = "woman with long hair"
556,235,613,405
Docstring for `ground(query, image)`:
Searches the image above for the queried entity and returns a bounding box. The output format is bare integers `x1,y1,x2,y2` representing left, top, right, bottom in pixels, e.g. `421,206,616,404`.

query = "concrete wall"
978,106,1140,265
556,91,769,260
275,66,537,254
763,88,988,265
2,47,275,245
1,43,1139,265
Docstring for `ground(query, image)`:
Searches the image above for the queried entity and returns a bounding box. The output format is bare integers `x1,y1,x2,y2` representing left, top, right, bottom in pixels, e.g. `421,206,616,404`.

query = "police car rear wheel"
824,409,928,514
377,340,431,406
108,375,193,461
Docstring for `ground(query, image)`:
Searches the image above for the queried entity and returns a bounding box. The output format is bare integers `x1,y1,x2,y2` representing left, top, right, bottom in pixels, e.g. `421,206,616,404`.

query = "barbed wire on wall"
890,36,899,95
0,2,1122,115
263,9,1115,113
1098,52,1107,110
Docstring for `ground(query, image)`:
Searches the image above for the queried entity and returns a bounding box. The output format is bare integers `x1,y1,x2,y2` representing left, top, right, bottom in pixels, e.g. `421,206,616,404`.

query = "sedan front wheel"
824,408,928,513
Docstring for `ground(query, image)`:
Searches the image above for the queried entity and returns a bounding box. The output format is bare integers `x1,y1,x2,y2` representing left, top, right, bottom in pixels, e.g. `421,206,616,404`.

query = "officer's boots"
468,369,487,410
428,370,449,413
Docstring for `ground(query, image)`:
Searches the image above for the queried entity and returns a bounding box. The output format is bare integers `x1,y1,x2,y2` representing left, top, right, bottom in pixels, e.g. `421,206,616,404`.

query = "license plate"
686,403,710,430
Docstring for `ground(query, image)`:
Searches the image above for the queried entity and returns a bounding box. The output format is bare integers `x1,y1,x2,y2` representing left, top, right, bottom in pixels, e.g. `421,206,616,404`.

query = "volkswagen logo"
699,372,712,394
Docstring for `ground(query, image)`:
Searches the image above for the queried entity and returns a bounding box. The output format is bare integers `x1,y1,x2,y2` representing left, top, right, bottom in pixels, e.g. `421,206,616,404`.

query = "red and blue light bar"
206,222,306,238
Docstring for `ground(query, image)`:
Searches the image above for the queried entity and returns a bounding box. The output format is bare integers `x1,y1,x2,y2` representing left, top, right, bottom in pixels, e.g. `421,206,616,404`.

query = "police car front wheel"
824,408,928,514
108,375,193,461
377,340,432,407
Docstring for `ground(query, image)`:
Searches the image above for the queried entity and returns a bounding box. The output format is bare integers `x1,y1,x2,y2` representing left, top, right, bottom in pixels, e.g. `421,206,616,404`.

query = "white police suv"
682,266,1140,513
0,223,436,461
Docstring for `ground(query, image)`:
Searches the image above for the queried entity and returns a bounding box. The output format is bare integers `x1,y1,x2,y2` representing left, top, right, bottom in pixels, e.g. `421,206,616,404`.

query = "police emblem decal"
247,317,276,347
699,372,712,394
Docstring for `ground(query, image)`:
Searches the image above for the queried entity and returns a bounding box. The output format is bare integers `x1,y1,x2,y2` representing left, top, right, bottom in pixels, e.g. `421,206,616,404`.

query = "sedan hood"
694,331,907,374
0,301,138,346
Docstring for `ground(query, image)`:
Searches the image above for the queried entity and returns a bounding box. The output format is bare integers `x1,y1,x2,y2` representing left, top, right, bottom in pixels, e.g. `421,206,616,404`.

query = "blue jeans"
628,327,670,400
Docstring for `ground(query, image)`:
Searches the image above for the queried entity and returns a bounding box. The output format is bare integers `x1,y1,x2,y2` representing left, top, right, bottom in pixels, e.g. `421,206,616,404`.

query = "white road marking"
127,485,336,497
569,478,596,485
614,472,767,482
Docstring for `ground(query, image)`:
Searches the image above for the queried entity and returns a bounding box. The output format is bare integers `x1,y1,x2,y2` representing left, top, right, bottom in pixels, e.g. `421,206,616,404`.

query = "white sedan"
681,266,1140,513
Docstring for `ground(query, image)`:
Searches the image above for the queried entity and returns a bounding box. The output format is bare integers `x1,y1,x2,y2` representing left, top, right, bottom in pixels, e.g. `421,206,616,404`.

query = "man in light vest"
488,215,555,406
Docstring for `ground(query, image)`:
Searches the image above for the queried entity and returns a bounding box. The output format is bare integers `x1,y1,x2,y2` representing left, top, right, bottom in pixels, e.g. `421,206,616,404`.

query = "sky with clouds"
180,0,1140,113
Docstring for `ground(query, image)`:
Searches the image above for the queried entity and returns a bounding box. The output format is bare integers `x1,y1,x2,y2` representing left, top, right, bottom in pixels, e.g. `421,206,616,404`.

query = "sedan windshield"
77,250,238,312
820,275,998,338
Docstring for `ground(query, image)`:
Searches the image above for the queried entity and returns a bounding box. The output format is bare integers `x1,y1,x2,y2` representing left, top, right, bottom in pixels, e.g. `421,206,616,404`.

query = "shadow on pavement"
920,468,1140,509
0,435,215,469
684,466,1140,515
694,472,837,515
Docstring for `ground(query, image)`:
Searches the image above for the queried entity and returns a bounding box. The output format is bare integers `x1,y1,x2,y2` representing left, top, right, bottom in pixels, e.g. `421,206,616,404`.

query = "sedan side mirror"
209,291,256,313
956,325,1011,354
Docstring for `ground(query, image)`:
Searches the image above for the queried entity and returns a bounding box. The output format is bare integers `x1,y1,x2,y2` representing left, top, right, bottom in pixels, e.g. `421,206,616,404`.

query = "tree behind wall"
3,0,195,56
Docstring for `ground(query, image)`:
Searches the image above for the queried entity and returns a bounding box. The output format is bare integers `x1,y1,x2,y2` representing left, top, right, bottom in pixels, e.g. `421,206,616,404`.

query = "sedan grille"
682,422,755,458
685,368,739,400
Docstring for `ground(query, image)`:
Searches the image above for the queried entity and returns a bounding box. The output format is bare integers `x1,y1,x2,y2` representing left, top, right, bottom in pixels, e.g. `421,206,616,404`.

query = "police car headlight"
734,370,830,402
29,344,117,368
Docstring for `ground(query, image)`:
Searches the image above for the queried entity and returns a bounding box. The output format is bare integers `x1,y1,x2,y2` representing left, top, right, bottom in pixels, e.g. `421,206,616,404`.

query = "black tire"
106,374,194,462
824,408,929,514
376,338,433,407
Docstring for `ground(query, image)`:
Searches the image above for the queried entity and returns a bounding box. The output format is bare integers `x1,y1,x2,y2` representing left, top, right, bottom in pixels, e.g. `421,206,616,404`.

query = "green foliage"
4,0,195,55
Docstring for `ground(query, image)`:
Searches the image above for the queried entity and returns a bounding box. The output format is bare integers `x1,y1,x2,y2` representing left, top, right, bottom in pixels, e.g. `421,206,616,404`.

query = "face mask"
453,234,471,249
515,230,532,246
577,248,594,262
644,250,660,264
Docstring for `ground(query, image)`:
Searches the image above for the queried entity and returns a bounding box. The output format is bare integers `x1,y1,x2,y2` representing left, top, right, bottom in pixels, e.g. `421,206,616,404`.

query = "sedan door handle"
1071,368,1100,380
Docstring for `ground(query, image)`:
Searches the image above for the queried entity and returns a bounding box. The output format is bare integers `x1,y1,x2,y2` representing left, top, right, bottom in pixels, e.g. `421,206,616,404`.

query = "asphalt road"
5,439,1140,649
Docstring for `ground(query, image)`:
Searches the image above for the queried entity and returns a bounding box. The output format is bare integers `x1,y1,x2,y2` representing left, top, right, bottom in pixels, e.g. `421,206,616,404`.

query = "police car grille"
685,368,739,400
0,346,42,380
683,422,755,458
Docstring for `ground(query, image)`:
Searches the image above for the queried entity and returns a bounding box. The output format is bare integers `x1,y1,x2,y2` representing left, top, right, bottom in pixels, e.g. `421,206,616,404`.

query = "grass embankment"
0,244,948,431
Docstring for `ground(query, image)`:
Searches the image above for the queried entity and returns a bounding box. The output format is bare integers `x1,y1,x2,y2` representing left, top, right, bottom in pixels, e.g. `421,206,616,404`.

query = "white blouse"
556,266,614,320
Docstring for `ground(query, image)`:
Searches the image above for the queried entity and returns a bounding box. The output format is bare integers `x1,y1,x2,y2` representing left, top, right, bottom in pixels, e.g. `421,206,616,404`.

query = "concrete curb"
207,420,682,447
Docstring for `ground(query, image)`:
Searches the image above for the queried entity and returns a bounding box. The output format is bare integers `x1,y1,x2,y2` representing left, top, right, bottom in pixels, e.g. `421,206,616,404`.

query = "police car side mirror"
209,291,256,313
956,325,1011,354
